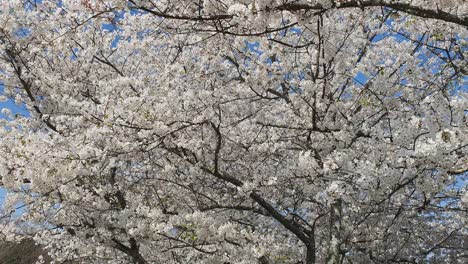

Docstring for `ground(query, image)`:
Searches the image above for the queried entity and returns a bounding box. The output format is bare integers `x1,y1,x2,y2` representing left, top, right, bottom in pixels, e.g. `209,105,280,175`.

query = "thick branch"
112,238,148,264
280,1,468,28
131,0,467,28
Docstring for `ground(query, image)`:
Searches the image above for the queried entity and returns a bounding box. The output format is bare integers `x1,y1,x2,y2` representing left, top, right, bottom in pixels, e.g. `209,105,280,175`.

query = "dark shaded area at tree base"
0,239,51,264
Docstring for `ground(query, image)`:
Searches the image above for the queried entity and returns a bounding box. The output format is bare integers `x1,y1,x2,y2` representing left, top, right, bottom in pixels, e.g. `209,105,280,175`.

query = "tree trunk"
306,243,316,264
326,199,342,264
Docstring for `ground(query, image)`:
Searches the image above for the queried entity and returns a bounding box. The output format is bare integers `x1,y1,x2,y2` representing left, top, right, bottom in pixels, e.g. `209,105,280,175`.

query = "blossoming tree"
0,0,467,263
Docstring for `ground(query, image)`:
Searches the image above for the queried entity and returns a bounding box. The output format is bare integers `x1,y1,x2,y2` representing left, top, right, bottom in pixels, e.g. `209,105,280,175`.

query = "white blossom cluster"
0,0,467,263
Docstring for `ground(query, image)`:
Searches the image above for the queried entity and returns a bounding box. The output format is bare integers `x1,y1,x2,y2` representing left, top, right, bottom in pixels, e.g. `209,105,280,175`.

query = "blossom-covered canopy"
0,1,467,263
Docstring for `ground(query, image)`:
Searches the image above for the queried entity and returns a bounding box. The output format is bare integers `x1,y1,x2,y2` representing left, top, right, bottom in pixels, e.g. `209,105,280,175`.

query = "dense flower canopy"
0,1,467,263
